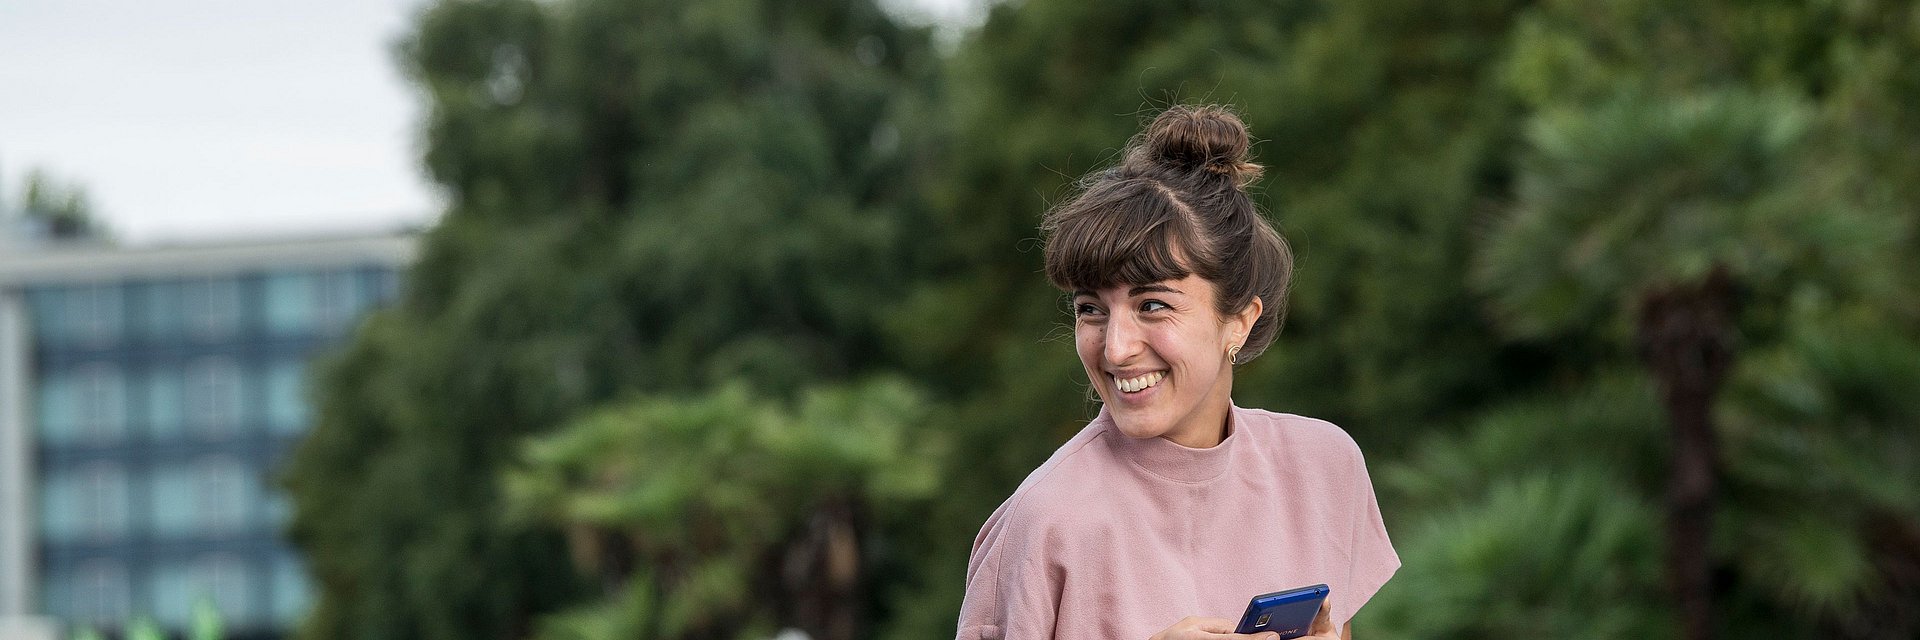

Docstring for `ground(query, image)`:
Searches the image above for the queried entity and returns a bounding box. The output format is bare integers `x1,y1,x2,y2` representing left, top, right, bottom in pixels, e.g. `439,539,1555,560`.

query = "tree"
1474,88,1892,640
281,0,935,638
500,380,943,640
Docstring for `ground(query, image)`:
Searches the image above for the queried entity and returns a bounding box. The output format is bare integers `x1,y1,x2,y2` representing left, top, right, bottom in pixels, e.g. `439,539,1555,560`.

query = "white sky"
0,0,984,245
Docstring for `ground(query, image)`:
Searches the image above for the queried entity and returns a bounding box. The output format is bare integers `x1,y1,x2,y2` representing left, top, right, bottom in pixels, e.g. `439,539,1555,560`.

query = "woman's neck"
1163,392,1234,449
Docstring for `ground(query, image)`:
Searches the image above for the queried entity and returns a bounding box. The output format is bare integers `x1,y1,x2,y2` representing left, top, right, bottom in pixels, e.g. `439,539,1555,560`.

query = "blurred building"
0,230,416,639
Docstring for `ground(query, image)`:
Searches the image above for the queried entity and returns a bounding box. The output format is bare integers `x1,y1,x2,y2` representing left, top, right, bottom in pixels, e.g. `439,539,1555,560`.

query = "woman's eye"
1141,300,1170,312
1074,303,1102,317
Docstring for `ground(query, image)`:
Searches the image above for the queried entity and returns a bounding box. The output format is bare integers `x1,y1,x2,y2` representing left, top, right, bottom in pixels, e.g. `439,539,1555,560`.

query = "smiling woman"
955,106,1399,640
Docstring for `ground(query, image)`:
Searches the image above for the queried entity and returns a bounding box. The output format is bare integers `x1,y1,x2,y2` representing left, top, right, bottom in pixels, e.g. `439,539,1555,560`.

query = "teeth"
1115,371,1166,393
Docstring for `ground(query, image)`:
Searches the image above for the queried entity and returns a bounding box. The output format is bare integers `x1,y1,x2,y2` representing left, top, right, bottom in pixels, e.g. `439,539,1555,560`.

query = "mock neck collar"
1098,403,1241,483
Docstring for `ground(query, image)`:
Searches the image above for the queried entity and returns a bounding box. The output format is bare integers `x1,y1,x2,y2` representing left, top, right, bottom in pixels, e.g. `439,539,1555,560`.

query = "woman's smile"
1113,370,1167,395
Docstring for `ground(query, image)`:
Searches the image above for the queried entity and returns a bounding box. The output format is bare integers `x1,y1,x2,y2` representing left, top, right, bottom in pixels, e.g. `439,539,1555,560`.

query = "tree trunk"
1636,265,1736,640
772,494,868,640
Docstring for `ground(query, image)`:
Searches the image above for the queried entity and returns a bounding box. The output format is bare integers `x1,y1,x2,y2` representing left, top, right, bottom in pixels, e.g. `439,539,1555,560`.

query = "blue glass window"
39,463,129,543
146,559,194,627
183,277,240,340
194,555,256,627
39,364,129,445
315,270,366,335
45,560,130,627
266,359,308,435
194,457,254,534
186,358,244,436
144,364,186,440
25,288,66,346
144,457,257,538
25,283,124,347
34,371,78,444
147,466,198,538
271,553,311,625
80,364,127,443
140,279,185,342
147,556,254,627
264,272,316,337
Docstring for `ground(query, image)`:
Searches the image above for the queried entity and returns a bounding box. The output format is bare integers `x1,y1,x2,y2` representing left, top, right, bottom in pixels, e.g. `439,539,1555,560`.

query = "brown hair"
1040,104,1294,363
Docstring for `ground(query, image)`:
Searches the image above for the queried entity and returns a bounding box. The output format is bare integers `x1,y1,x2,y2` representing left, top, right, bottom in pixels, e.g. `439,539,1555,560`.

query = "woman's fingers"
1150,616,1275,640
1306,599,1335,637
1194,616,1277,639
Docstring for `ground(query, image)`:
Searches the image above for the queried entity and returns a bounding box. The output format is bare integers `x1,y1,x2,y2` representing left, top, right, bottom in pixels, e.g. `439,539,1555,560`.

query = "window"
147,560,193,626
315,270,365,334
24,284,123,347
271,553,312,625
191,554,254,627
264,272,316,336
144,364,186,439
39,463,129,542
147,466,197,538
193,458,252,533
68,283,124,347
37,364,129,445
76,364,128,443
25,288,63,345
69,560,131,626
183,277,240,339
140,279,185,342
78,464,129,540
148,555,256,627
265,358,308,434
34,371,78,444
186,358,243,436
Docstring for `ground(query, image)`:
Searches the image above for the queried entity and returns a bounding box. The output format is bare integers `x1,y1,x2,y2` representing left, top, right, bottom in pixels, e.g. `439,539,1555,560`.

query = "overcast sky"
0,0,983,245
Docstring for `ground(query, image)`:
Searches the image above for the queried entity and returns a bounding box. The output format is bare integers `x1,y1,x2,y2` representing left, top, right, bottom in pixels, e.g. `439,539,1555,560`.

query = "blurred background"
2,0,1917,639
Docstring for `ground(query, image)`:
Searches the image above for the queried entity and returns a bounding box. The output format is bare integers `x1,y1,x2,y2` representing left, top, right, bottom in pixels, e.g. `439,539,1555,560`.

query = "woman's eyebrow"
1128,284,1181,296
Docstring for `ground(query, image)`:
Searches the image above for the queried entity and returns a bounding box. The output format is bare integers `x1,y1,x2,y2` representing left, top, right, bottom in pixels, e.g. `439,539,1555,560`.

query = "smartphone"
1233,583,1329,638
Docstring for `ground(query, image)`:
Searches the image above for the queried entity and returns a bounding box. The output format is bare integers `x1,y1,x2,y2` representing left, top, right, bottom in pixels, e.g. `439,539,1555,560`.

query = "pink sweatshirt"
956,404,1399,640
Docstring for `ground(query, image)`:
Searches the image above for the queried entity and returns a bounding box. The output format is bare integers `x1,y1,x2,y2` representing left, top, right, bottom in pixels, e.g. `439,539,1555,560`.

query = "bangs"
1042,178,1203,293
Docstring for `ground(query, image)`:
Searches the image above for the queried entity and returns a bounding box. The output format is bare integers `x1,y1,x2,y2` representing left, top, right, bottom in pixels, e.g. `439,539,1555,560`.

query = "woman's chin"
1109,413,1169,440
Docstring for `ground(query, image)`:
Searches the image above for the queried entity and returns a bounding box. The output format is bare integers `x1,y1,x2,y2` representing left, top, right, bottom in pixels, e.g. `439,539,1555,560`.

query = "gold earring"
1228,344,1242,365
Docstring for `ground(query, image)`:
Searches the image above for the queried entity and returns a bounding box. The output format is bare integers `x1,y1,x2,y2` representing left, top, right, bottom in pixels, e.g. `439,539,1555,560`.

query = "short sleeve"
956,502,1061,640
1332,441,1399,628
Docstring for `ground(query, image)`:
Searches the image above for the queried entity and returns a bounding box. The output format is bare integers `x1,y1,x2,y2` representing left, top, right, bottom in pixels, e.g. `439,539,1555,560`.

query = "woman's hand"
1150,600,1339,640
1148,616,1276,640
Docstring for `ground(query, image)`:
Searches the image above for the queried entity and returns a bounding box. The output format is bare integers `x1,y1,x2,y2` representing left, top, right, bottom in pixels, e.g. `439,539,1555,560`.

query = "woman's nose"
1103,311,1144,364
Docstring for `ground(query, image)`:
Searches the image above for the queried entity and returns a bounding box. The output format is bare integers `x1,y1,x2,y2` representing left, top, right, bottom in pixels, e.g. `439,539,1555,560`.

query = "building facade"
0,232,416,639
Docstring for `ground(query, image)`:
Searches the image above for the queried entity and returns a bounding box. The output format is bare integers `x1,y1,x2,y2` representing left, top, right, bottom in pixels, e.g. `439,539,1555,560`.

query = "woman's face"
1072,274,1257,447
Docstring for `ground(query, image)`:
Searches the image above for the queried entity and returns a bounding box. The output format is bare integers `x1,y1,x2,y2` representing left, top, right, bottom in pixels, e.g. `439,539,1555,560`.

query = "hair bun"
1135,105,1263,186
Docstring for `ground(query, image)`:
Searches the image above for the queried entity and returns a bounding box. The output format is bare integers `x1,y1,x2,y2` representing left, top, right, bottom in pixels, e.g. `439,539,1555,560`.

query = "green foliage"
1363,373,1673,637
125,618,163,640
501,379,943,640
1364,469,1671,640
1716,306,1920,634
286,0,1920,638
283,0,933,638
190,596,225,640
11,167,104,239
1477,87,1893,341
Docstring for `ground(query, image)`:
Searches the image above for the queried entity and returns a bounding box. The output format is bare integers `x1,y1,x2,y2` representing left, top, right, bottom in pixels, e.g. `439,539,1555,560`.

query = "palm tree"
1474,88,1872,640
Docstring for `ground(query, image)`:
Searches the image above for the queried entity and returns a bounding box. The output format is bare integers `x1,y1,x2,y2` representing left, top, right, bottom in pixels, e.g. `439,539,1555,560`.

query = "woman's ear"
1231,296,1262,345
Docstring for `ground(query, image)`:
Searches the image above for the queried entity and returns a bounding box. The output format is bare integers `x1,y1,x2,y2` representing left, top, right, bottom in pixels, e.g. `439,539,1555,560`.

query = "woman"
955,105,1399,640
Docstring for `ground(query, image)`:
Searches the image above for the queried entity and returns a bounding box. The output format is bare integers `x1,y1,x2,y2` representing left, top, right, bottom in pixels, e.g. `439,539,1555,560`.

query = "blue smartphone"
1233,583,1329,638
